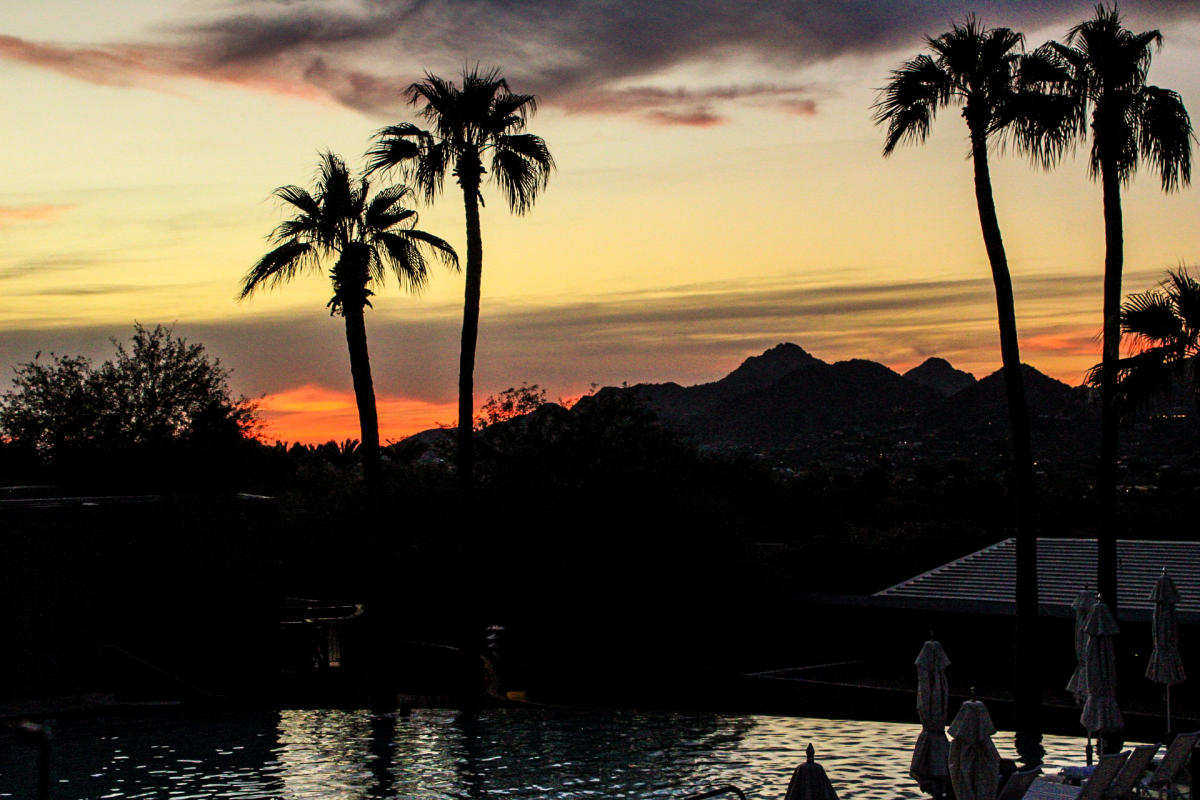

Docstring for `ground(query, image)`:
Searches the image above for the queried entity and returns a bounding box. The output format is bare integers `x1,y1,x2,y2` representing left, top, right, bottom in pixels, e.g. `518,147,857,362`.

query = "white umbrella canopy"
1081,597,1124,737
1146,569,1186,733
910,639,951,797
948,699,1001,800
1067,589,1096,704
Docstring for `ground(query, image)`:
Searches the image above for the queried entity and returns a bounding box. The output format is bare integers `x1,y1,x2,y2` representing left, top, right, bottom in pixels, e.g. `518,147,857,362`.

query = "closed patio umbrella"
784,743,839,800
948,698,1001,800
910,638,951,798
1067,589,1096,704
1068,589,1098,763
1146,569,1186,735
1081,597,1123,746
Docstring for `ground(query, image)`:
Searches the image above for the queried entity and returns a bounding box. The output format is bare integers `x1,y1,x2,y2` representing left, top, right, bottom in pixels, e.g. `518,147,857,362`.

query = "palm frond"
364,184,416,230
240,241,316,299
491,144,551,214
1105,265,1200,419
874,54,951,155
395,228,459,271
1166,268,1200,333
489,92,536,131
1138,86,1194,191
273,185,322,219
271,214,321,245
1121,290,1183,344
365,123,430,176
413,140,450,203
1009,46,1084,167
1046,40,1089,75
408,72,461,130
316,152,356,238
366,207,417,233
375,231,432,293
1113,348,1184,419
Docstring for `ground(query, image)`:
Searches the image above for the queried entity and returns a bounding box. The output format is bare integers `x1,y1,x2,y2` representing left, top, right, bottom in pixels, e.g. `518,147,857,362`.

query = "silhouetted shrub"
0,324,259,491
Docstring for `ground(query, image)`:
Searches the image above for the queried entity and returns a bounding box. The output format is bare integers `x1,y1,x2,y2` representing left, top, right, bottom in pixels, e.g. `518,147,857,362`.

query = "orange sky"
257,385,456,444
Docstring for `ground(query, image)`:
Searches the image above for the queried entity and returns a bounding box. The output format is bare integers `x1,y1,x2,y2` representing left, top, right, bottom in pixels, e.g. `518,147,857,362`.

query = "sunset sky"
3,1,1199,443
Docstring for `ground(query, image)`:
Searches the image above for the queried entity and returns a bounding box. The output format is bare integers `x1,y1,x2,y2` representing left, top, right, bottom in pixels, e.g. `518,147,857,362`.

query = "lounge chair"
1023,752,1129,800
1141,730,1200,799
997,767,1041,800
1106,744,1158,799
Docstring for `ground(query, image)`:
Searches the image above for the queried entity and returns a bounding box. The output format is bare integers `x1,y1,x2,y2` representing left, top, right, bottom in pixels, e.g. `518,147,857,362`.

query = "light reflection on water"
0,709,1116,799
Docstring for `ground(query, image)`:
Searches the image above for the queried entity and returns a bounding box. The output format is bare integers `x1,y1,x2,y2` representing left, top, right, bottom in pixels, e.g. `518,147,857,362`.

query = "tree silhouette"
0,324,258,490
241,152,457,499
1032,5,1192,613
1088,267,1200,420
367,67,554,489
874,17,1045,741
0,323,257,460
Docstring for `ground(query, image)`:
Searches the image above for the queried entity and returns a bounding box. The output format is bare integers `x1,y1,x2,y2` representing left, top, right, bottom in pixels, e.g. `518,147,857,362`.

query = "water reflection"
275,709,376,798
0,708,1136,799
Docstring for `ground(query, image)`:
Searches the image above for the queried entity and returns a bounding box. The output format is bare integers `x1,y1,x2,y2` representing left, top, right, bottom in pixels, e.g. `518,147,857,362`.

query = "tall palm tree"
1088,267,1200,420
1037,5,1192,614
874,17,1043,741
241,152,458,499
367,67,554,488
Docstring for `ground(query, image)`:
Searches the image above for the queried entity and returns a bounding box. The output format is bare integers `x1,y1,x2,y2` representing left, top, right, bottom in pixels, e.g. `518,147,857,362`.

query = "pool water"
0,708,1111,799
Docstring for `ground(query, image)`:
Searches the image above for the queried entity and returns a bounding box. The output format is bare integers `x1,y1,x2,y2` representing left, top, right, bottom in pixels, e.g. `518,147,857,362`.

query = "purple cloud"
1,1,1197,123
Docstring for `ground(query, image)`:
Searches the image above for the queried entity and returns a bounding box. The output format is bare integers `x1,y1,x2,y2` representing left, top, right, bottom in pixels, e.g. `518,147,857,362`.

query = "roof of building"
873,538,1200,623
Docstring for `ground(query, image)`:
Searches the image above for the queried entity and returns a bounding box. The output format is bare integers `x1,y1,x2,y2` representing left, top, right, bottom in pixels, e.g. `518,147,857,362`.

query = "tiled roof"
873,538,1200,623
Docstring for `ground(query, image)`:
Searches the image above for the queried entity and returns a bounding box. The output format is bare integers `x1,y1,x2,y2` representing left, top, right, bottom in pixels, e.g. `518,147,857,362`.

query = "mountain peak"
904,357,976,398
721,342,822,388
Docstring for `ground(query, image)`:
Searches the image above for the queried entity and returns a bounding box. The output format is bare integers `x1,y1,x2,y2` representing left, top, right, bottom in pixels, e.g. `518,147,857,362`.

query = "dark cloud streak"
0,269,1125,404
6,2,1196,122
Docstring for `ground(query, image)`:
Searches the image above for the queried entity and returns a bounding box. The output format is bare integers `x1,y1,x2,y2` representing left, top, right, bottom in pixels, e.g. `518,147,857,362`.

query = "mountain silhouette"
926,363,1088,435
716,342,823,394
597,344,1086,452
903,357,976,397
398,343,1096,460
686,357,940,447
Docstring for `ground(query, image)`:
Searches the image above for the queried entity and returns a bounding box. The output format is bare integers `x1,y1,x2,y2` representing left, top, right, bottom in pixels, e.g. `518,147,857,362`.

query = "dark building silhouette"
2,492,278,706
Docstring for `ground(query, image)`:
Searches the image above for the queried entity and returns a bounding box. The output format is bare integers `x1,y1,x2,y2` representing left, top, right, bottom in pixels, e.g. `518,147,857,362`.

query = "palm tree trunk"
456,151,485,490
971,134,1041,743
1098,157,1123,617
343,303,382,502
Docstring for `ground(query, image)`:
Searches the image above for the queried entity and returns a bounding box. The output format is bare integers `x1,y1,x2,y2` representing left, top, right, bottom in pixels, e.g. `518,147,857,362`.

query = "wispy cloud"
4,283,189,297
0,268,1137,411
0,253,99,282
0,203,73,227
0,34,326,102
5,2,1195,120
559,83,825,127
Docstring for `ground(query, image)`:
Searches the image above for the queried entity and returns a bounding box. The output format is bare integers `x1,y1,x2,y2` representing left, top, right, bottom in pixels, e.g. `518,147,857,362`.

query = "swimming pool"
0,708,1107,799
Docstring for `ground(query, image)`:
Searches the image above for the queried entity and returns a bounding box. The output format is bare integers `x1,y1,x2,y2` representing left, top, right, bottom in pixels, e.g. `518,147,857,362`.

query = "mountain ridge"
575,342,1091,453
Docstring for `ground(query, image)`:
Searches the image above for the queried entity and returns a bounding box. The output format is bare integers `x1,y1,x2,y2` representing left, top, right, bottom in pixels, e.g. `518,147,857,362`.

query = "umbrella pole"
1086,733,1093,766
1166,685,1172,740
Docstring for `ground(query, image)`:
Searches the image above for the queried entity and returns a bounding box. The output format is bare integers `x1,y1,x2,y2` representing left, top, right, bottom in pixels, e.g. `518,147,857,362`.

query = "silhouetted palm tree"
1088,267,1200,420
1034,5,1192,613
367,67,554,488
875,17,1044,739
241,152,457,498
